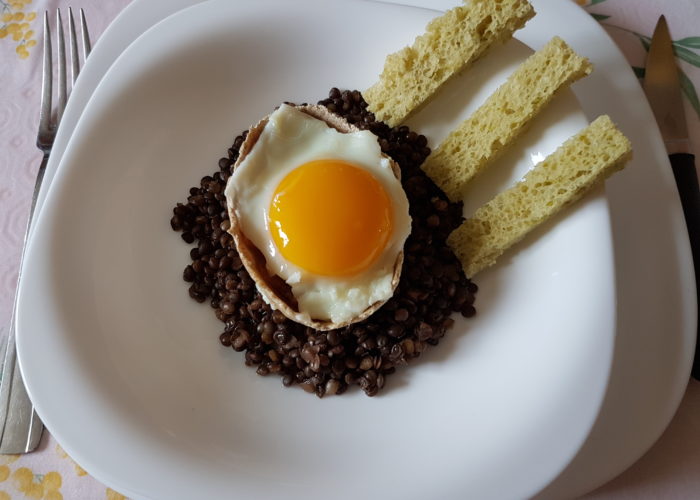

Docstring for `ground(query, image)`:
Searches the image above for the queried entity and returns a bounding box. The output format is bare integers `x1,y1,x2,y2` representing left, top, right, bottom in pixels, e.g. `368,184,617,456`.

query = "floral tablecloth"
0,0,699,498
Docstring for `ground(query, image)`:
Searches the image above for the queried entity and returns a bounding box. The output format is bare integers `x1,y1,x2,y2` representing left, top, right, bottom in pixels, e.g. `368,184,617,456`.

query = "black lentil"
170,88,477,397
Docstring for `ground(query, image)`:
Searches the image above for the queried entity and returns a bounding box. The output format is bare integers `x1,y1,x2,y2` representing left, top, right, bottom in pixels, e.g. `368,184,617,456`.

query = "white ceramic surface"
17,0,696,499
15,0,616,499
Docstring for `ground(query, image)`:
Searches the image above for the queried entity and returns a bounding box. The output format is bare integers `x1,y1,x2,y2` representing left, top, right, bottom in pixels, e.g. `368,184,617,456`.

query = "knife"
644,15,700,380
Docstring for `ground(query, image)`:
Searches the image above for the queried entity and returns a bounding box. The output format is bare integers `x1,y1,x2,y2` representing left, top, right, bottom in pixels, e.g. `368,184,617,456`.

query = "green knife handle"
669,153,700,380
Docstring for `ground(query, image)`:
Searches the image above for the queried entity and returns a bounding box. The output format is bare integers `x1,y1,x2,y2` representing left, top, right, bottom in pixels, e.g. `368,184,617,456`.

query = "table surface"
1,0,699,498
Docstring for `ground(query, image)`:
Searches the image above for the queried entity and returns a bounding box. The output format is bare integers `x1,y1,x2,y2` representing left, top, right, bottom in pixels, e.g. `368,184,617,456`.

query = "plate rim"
22,0,614,496
16,0,695,499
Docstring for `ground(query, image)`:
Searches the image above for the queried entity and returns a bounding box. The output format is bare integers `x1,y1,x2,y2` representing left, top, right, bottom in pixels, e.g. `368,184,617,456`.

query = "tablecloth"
0,0,698,498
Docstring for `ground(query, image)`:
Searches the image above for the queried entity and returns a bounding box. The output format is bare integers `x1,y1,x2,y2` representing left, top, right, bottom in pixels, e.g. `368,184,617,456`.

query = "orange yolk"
269,159,393,277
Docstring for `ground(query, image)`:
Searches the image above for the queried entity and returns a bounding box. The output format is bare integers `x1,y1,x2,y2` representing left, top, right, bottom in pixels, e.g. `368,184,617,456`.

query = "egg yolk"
269,159,394,277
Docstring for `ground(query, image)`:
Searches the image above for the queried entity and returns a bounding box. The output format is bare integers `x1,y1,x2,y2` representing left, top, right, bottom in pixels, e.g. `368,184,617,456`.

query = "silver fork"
0,8,91,454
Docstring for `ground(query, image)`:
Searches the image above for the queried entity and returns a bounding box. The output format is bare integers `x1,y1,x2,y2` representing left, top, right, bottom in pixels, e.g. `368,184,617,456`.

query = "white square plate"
16,1,692,499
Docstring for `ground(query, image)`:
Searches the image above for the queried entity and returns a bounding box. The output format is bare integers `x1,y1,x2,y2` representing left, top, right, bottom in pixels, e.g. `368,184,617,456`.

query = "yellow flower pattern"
0,440,130,499
0,0,37,59
54,446,87,477
10,468,62,500
105,488,127,500
56,445,130,499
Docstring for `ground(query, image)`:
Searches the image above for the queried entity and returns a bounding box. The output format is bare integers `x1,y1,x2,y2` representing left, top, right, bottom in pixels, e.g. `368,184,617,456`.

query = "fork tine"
56,10,67,126
67,8,79,85
79,9,91,59
37,12,52,145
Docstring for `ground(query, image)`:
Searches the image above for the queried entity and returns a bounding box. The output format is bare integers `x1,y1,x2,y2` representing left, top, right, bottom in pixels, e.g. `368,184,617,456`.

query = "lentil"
170,88,478,397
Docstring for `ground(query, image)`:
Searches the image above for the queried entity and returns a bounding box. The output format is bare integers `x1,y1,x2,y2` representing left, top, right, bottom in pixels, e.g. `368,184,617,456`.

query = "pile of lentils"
170,88,478,397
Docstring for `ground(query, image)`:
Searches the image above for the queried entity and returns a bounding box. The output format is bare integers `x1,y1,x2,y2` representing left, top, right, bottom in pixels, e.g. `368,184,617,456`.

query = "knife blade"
644,15,700,380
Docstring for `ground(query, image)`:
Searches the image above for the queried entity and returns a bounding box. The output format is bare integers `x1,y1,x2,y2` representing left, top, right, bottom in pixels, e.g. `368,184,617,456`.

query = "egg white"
224,104,411,324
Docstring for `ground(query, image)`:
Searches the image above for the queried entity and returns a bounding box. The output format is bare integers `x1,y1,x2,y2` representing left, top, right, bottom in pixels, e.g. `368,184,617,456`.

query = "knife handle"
669,153,700,380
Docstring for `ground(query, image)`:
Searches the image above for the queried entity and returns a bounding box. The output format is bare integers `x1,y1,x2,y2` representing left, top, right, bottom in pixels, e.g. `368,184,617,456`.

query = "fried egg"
224,104,411,328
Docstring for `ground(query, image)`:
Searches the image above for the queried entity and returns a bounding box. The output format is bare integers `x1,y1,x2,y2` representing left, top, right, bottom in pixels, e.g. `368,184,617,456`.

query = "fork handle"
27,154,49,236
10,152,48,302
0,322,43,453
0,153,49,453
